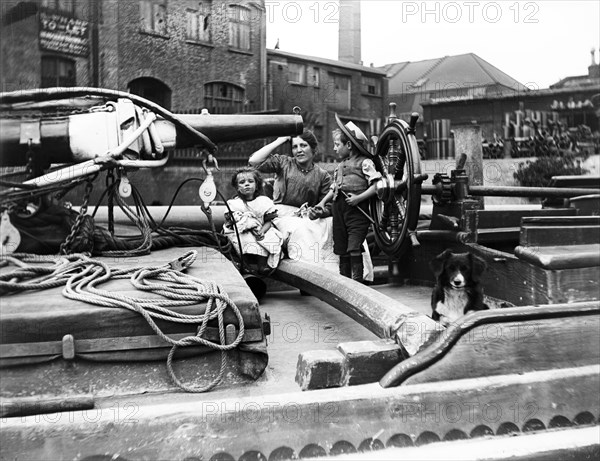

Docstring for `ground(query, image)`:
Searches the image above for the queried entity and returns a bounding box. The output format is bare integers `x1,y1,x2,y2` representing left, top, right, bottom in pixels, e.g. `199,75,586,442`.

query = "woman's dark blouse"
257,154,332,209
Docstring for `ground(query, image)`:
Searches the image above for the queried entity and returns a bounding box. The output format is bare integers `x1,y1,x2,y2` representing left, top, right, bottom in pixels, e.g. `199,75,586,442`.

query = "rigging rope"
0,251,245,393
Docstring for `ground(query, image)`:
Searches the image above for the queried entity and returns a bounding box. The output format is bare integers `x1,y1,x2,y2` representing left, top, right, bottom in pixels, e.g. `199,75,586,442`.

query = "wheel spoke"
370,119,422,257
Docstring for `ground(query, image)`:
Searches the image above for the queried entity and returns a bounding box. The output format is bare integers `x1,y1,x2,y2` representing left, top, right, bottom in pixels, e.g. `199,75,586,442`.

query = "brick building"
1,0,267,112
267,48,387,161
265,0,387,161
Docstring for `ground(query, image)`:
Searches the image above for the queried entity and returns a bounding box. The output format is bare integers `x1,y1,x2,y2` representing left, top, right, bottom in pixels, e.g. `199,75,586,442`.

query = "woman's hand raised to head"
249,136,291,166
276,136,291,144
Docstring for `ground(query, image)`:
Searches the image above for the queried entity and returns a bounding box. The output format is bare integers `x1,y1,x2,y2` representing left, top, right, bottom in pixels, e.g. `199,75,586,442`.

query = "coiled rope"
0,250,245,393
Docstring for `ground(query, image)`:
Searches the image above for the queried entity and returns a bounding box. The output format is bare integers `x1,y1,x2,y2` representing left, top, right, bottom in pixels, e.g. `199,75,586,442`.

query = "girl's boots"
256,255,272,276
339,254,351,278
350,254,364,283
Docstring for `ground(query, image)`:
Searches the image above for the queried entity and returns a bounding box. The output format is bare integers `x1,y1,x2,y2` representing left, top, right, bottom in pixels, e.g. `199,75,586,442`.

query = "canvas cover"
0,247,267,397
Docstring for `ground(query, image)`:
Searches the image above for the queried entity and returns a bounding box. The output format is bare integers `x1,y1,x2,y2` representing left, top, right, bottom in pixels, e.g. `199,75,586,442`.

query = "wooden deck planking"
86,283,431,406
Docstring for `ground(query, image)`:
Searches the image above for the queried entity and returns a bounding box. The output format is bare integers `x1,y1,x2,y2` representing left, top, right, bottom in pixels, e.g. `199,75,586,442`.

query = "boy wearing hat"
316,115,381,282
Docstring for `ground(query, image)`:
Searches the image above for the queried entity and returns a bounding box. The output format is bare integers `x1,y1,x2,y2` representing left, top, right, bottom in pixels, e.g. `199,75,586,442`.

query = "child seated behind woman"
223,167,283,275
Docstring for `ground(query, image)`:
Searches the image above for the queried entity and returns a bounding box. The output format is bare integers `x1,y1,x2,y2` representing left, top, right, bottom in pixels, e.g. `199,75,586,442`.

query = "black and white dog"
430,250,489,326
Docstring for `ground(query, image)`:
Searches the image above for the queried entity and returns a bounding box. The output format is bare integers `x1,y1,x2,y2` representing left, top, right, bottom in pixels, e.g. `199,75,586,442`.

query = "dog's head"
430,250,487,289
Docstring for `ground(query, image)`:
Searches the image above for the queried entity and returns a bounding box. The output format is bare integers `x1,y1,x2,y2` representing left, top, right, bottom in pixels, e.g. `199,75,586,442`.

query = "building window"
204,82,245,114
362,76,381,96
186,5,211,42
128,77,172,110
329,73,351,110
312,67,320,87
288,63,306,85
41,0,75,15
228,4,250,50
140,0,167,35
41,56,76,87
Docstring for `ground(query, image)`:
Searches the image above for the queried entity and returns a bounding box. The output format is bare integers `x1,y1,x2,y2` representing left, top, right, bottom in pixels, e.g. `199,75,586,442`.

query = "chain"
25,140,36,180
106,169,116,234
59,179,94,255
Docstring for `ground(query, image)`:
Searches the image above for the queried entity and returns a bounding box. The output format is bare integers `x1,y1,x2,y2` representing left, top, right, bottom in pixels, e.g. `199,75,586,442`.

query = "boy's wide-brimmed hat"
335,113,372,157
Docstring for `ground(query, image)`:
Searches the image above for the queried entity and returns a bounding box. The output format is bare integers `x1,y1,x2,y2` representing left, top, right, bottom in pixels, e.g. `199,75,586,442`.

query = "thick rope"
90,178,233,257
96,188,153,256
0,251,245,393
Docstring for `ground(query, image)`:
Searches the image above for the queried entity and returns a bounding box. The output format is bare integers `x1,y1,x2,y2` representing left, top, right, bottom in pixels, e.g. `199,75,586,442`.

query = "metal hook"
201,152,220,174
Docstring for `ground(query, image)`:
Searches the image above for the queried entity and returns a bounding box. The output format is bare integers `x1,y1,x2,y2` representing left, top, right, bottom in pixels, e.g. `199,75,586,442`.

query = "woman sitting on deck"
249,131,332,220
248,132,373,281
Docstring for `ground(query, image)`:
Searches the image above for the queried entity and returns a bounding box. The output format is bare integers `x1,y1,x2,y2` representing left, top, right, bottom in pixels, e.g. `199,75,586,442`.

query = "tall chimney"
338,0,361,64
589,47,600,78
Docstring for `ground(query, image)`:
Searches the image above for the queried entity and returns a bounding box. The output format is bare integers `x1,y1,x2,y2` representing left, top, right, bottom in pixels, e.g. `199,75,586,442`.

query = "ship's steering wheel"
369,110,426,258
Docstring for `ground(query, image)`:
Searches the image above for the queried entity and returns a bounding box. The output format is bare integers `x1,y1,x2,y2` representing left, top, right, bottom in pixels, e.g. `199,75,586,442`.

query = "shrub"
513,152,588,188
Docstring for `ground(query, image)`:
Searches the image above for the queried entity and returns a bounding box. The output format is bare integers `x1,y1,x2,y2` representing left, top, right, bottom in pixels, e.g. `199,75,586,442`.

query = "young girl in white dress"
223,167,283,275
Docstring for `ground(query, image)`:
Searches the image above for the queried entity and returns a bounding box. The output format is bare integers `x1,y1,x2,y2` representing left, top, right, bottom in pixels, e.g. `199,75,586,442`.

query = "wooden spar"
171,113,303,145
89,205,227,229
0,113,302,166
0,87,303,166
271,259,441,356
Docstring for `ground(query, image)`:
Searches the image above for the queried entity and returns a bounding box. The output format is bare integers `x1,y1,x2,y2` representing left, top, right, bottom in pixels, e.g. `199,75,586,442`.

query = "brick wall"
1,0,265,111
113,0,264,111
1,1,93,90
268,51,388,162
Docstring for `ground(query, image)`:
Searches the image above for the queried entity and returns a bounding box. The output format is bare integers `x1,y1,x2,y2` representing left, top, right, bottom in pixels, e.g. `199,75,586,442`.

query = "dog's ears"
430,249,453,277
470,253,487,281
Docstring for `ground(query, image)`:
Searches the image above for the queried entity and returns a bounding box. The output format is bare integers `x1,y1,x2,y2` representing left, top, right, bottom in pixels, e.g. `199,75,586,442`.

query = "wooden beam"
295,350,345,390
339,339,405,386
515,244,600,270
272,259,442,357
521,216,600,226
467,208,576,229
520,225,600,246
296,339,405,390
400,240,600,306
387,302,600,387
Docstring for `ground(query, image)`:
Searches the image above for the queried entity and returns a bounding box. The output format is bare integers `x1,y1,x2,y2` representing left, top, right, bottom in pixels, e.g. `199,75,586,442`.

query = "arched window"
128,77,171,110
203,82,245,114
41,56,76,87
